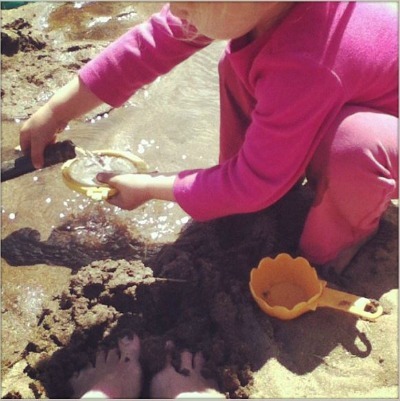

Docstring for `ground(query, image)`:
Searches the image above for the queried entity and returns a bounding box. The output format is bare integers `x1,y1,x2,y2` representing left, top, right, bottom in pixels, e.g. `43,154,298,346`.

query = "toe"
95,349,108,367
193,352,205,370
180,350,194,370
106,348,120,364
118,334,141,362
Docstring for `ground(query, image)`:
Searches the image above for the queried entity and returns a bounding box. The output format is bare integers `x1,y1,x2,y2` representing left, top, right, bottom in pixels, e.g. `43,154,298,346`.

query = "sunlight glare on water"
2,284,45,326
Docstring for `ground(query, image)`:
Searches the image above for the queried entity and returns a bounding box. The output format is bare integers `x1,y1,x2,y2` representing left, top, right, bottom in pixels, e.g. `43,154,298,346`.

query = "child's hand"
97,172,176,210
20,76,104,169
20,104,68,169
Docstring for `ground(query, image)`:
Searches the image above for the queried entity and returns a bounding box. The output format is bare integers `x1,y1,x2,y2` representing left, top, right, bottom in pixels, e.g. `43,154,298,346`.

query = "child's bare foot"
70,335,142,399
150,343,224,399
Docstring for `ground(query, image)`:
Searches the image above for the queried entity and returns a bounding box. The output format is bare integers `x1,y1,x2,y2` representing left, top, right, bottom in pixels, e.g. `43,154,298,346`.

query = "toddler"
20,2,398,273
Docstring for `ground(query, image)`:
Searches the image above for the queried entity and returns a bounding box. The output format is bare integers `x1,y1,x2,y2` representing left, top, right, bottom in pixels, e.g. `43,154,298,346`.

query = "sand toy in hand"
62,149,149,201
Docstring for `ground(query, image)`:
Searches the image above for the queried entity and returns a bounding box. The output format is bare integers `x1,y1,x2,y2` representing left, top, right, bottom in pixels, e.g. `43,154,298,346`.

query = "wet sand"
1,2,398,399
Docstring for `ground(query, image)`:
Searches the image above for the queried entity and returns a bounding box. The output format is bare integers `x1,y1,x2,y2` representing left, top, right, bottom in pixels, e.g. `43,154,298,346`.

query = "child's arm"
19,4,211,170
20,76,103,169
96,172,176,209
78,4,212,109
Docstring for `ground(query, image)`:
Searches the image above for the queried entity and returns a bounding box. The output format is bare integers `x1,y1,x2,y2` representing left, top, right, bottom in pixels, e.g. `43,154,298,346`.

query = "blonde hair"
185,2,229,29
169,2,228,42
170,2,294,41
180,2,230,40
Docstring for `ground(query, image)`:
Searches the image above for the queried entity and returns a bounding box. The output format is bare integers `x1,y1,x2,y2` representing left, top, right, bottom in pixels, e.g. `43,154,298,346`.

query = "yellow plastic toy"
249,253,383,321
62,149,149,201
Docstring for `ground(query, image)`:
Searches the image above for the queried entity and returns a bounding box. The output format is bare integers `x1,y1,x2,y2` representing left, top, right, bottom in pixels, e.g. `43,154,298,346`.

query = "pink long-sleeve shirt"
79,3,398,221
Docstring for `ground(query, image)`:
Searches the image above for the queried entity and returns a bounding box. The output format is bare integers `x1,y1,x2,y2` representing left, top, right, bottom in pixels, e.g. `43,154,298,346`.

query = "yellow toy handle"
317,286,383,320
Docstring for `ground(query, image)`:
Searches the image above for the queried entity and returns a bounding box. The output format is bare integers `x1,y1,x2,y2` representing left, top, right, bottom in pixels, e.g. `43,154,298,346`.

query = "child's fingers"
105,192,124,208
96,172,116,184
30,142,46,169
19,134,30,156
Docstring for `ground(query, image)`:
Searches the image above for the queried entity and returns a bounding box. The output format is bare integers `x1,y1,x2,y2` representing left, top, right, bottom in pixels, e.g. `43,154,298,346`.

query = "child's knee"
307,107,398,230
319,107,397,192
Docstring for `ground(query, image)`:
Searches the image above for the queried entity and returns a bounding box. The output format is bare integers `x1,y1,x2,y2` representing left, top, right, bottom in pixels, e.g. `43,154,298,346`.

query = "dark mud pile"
1,205,151,271
2,17,46,57
1,185,313,399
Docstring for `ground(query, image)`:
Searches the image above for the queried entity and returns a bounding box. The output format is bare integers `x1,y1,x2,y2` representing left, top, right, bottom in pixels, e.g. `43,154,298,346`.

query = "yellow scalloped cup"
249,253,327,320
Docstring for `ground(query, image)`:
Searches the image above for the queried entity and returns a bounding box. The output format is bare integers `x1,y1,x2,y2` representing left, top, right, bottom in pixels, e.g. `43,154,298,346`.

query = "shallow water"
2,33,224,240
1,1,226,369
2,5,225,241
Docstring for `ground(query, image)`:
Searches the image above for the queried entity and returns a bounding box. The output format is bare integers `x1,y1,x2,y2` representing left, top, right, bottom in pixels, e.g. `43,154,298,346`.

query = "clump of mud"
2,185,312,399
1,205,154,270
1,18,46,57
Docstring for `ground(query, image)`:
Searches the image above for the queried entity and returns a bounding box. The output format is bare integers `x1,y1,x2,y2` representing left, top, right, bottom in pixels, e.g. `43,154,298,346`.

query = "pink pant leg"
299,105,398,265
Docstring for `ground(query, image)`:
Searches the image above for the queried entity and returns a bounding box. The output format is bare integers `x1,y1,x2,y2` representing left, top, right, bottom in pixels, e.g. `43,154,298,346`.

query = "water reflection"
1,262,71,371
2,283,44,325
